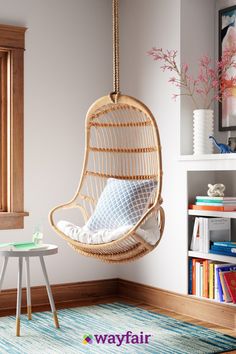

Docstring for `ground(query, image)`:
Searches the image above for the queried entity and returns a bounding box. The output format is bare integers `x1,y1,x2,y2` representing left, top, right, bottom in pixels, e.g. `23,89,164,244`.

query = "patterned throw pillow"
85,178,157,231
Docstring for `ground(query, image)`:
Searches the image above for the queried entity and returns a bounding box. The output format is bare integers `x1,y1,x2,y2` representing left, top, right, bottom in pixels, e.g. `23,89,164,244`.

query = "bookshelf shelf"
189,294,236,307
188,209,236,218
188,251,236,264
179,153,236,161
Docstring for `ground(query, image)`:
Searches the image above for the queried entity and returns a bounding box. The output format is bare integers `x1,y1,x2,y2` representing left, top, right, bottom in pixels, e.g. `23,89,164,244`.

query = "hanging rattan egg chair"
49,0,164,263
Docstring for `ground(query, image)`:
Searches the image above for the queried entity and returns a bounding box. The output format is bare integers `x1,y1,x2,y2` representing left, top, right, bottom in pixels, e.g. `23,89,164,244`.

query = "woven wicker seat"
49,94,164,263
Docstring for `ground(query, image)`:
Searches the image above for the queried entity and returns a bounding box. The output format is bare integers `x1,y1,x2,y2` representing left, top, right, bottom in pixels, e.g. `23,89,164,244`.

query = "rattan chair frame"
49,94,164,263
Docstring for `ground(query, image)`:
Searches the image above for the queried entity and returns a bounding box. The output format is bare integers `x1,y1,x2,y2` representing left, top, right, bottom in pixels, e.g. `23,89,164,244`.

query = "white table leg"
25,257,32,320
39,256,59,328
0,256,8,291
16,257,23,336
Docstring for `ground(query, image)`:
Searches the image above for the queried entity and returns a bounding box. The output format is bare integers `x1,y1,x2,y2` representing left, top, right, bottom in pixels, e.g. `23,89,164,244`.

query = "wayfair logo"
82,334,93,344
82,331,152,347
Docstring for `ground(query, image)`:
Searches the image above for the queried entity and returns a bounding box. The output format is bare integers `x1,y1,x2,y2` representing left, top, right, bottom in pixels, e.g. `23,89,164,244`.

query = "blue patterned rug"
0,302,235,353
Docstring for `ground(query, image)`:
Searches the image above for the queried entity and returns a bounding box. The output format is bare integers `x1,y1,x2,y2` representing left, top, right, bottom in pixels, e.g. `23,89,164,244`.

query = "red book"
189,204,236,212
219,272,232,302
223,271,236,303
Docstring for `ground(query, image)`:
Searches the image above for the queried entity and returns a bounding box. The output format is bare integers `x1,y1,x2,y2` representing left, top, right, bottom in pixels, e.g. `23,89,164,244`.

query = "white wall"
180,0,235,152
117,0,218,294
180,0,215,155
117,0,189,293
0,0,118,289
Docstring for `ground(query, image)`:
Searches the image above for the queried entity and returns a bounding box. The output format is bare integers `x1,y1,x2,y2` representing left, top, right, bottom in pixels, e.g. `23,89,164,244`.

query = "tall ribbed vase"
193,109,214,155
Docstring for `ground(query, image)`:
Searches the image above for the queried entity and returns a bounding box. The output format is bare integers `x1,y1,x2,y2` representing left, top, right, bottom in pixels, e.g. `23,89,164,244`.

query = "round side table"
0,244,60,336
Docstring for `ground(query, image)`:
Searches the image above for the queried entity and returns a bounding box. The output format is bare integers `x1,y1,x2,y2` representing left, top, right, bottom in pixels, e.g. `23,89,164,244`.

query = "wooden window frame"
0,51,7,213
0,24,28,229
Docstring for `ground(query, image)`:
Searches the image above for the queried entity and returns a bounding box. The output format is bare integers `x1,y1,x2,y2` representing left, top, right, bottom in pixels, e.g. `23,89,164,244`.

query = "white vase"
193,109,214,155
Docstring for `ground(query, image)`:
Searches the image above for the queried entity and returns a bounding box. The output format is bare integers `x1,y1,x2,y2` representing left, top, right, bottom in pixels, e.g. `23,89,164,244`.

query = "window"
0,24,28,229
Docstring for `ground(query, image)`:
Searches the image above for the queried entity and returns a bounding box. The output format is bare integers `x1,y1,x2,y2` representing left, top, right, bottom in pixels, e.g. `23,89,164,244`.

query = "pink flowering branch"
147,47,236,109
147,48,198,107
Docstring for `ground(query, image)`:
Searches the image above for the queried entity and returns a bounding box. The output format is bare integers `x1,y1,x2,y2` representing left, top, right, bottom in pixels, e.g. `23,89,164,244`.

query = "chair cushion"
57,214,160,245
85,178,157,231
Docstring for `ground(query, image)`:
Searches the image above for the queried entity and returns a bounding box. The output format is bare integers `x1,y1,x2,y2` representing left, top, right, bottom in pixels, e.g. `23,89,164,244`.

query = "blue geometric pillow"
85,178,157,231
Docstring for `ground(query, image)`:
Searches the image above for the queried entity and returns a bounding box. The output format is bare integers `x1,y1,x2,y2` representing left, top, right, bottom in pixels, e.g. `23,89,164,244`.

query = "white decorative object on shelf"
193,109,214,155
207,183,225,197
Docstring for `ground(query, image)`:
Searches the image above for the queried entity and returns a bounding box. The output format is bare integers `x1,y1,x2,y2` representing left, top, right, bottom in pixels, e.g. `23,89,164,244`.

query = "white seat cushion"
57,214,160,246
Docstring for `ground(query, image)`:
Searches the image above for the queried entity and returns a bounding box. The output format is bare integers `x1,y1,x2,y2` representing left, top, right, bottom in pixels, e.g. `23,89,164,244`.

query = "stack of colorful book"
189,196,236,211
189,258,236,303
210,241,236,257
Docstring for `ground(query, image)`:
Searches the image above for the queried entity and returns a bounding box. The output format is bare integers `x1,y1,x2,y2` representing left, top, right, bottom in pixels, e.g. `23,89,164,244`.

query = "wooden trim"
0,51,7,211
0,212,28,217
0,212,29,230
9,49,24,213
118,279,236,330
1,277,236,330
0,24,26,50
0,25,27,229
0,278,118,317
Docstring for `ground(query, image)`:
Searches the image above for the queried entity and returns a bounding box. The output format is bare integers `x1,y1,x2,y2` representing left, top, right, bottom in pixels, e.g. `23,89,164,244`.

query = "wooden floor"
120,297,235,336
118,297,236,354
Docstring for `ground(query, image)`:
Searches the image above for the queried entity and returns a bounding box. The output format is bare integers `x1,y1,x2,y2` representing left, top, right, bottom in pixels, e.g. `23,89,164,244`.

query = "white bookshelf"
187,170,236,306
188,251,236,264
188,209,236,218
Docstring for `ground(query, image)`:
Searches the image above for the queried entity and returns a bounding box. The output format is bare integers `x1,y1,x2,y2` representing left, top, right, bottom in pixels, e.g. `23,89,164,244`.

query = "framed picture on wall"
219,5,236,131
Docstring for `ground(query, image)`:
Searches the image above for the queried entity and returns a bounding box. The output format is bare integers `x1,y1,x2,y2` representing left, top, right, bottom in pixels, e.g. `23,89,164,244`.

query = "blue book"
213,242,236,248
215,264,236,302
196,199,223,204
188,258,192,295
210,245,236,254
196,202,225,206
196,196,236,202
209,249,236,257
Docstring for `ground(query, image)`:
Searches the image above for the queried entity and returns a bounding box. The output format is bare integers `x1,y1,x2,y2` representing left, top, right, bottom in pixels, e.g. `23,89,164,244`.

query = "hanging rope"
112,0,120,96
